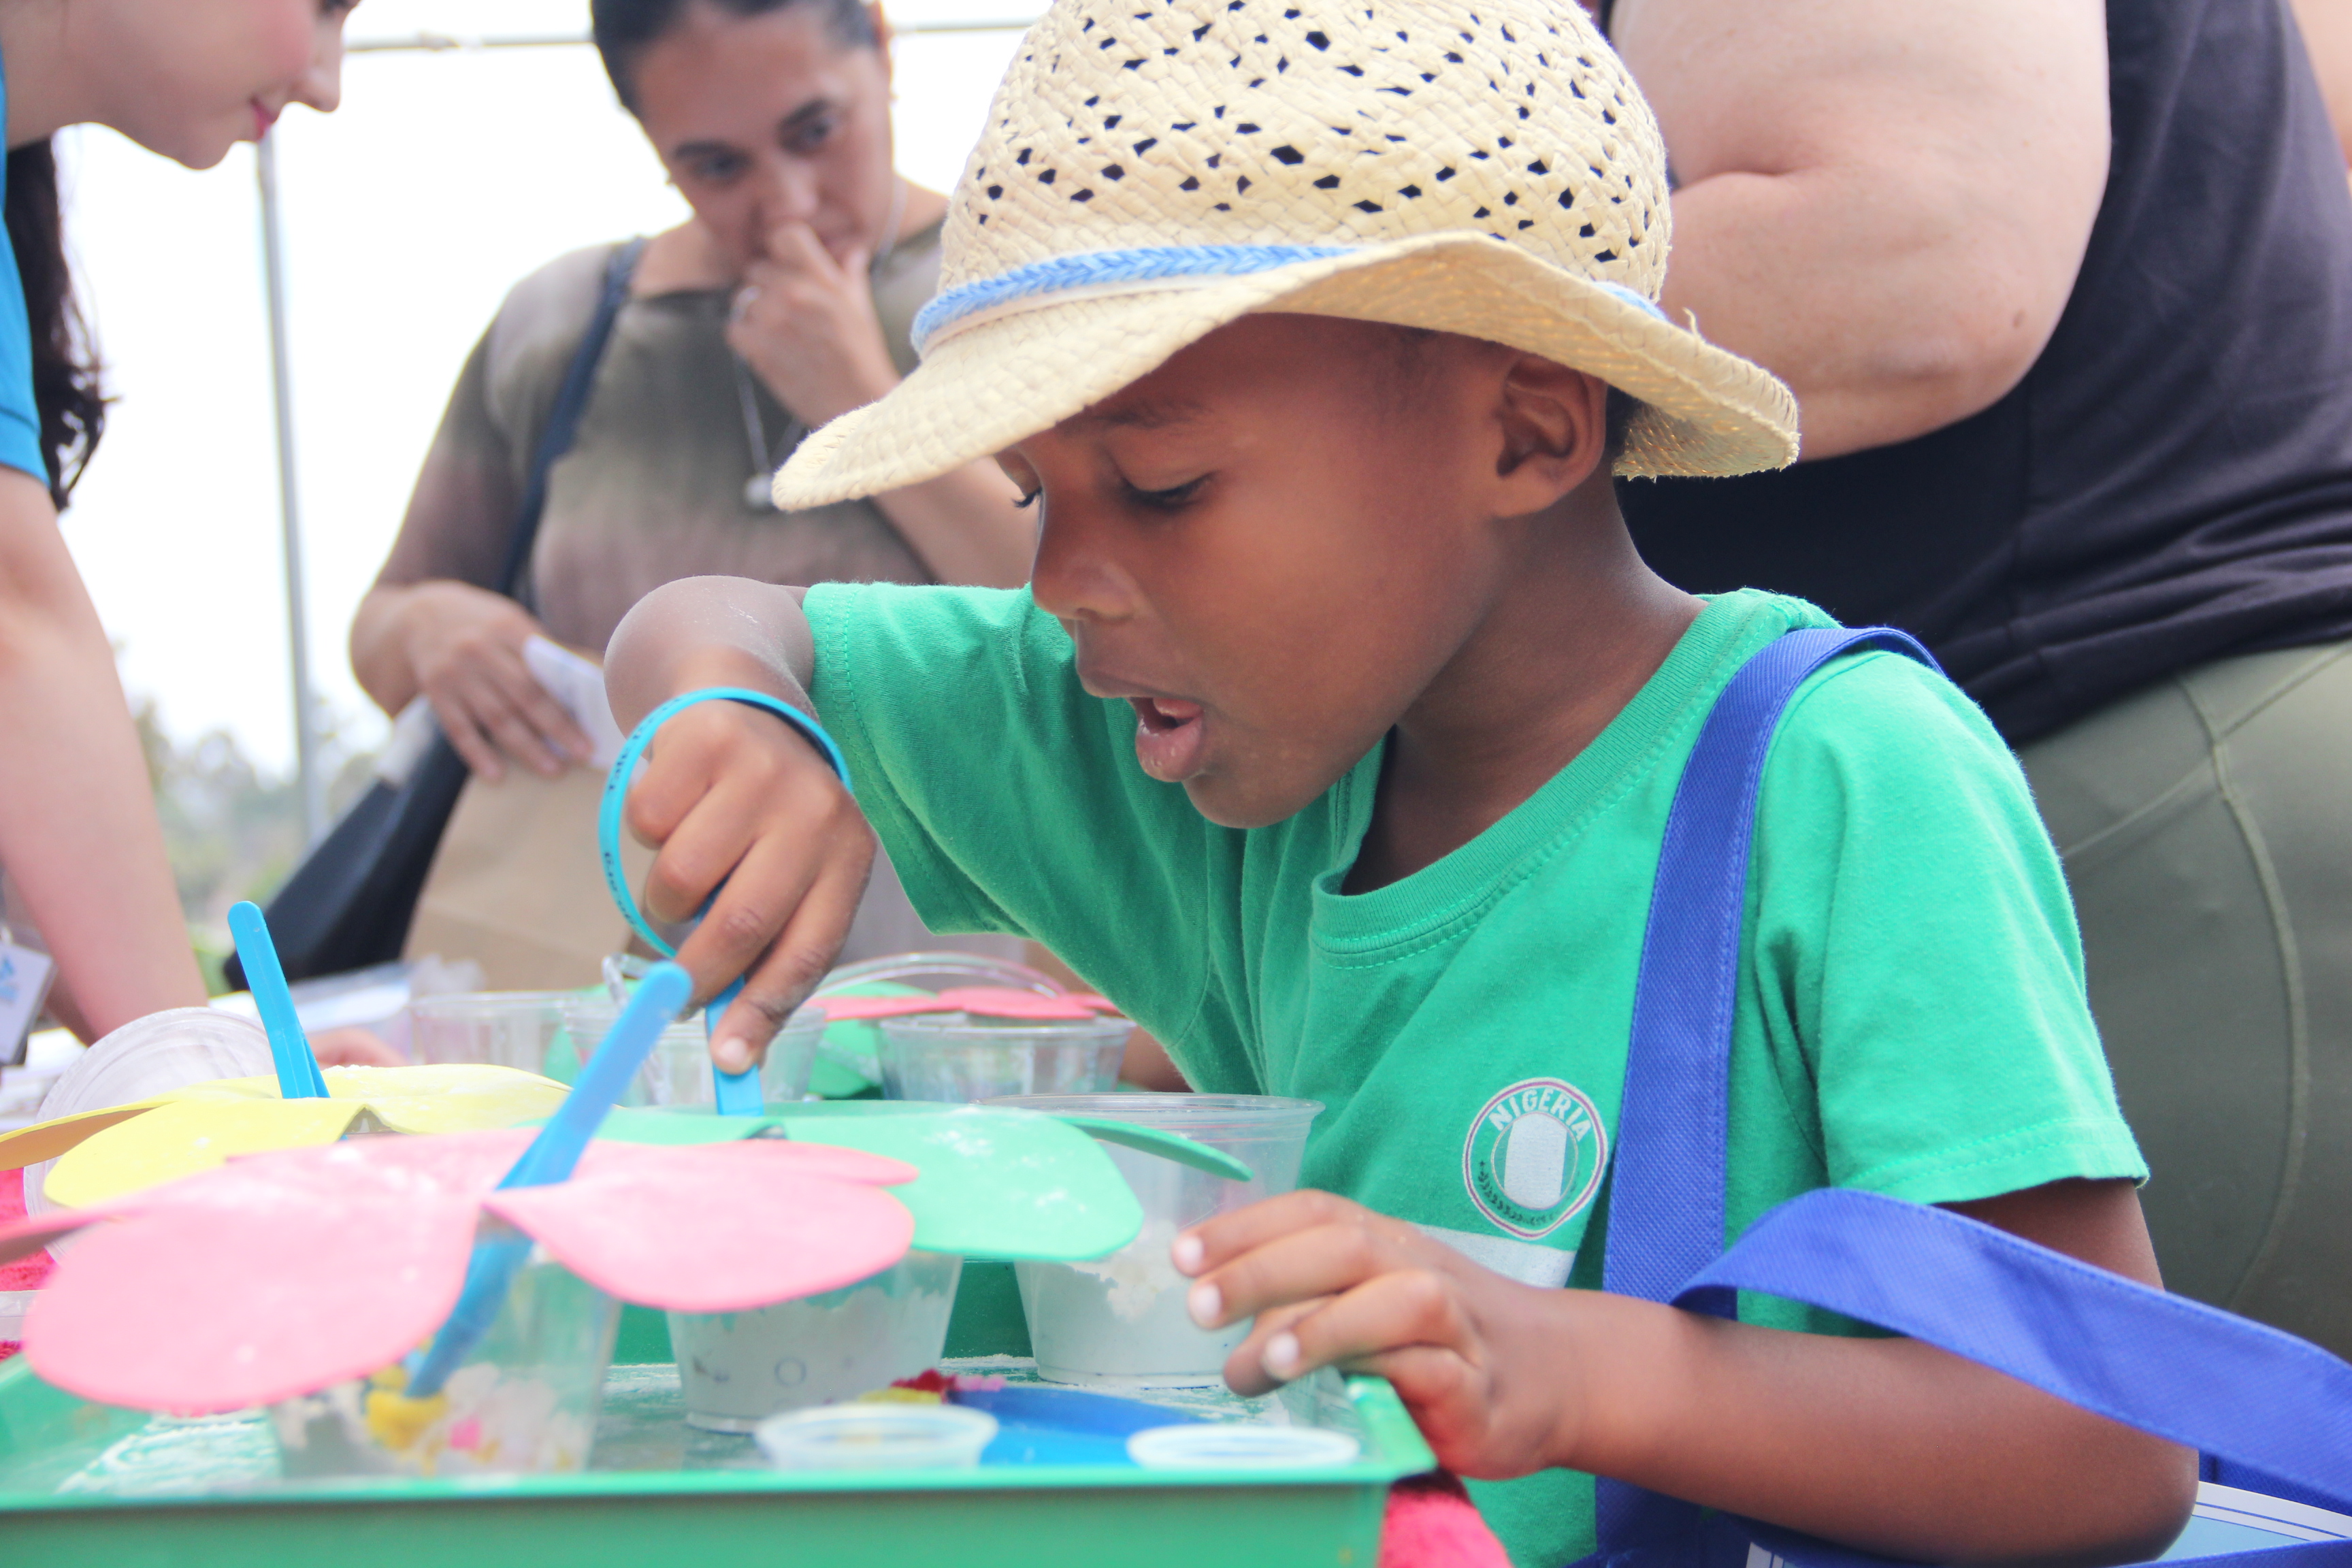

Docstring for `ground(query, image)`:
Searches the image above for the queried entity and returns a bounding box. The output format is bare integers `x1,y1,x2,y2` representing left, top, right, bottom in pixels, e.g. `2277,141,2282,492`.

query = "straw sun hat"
774,0,1799,507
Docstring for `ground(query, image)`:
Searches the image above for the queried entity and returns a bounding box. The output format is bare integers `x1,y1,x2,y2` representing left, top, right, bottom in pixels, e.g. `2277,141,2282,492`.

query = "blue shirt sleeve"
0,71,52,485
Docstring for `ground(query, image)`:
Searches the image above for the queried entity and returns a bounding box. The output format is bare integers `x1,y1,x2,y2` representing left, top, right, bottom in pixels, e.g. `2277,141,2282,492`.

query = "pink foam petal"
1062,994,1123,1014
226,1127,537,1200
0,1209,103,1269
808,994,955,1021
932,987,1102,1021
572,1137,916,1188
27,1181,476,1414
485,1167,915,1313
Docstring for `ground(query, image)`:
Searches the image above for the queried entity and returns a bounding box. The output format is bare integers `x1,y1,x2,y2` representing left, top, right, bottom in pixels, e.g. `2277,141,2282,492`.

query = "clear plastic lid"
754,1403,1000,1470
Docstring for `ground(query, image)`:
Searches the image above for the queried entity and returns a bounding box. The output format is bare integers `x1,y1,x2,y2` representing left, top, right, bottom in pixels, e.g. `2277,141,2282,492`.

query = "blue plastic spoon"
406,961,692,1398
226,901,328,1100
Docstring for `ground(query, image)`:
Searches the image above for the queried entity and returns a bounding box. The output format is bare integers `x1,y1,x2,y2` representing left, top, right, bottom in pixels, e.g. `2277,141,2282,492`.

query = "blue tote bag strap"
1589,625,2352,1567
1596,625,1934,1553
1601,626,1934,1313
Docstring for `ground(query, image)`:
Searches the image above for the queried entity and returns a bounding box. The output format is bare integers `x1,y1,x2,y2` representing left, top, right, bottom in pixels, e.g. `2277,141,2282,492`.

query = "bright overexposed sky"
56,0,1026,774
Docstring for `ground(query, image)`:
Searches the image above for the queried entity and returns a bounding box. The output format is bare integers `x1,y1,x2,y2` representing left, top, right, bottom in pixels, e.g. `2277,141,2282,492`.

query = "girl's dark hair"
4,141,105,509
591,0,879,114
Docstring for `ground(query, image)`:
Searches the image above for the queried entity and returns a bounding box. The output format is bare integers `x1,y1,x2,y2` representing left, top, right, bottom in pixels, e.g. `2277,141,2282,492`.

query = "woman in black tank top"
1602,0,2352,1356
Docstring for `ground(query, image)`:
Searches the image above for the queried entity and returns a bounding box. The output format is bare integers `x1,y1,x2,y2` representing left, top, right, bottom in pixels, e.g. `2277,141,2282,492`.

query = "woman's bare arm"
868,461,1035,590
1611,0,2110,459
2289,0,2352,171
350,340,589,779
0,470,204,1036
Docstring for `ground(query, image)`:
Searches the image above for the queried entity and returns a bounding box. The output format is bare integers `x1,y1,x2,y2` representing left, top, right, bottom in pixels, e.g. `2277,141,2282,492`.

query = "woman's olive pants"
2019,642,2352,1356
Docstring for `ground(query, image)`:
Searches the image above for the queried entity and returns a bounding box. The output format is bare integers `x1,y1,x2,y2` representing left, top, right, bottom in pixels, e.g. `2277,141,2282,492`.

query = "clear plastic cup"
986,1094,1322,1387
666,1250,964,1431
408,992,574,1073
755,1402,998,1471
268,1222,619,1477
875,1013,1131,1103
812,952,1063,1085
559,1000,823,1107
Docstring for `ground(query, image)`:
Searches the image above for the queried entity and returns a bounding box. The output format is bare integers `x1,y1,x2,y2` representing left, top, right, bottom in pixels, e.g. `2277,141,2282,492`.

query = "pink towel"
0,1166,52,1362
1381,1470,1514,1568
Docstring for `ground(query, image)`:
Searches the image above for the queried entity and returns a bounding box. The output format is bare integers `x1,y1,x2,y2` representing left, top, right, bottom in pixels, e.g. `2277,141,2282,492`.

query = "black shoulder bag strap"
244,238,647,986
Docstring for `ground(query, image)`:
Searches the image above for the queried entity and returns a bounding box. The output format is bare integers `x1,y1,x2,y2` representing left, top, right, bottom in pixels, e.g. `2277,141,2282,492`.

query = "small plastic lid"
755,1403,1000,1471
985,1092,1325,1136
880,1011,1132,1043
1125,1424,1362,1469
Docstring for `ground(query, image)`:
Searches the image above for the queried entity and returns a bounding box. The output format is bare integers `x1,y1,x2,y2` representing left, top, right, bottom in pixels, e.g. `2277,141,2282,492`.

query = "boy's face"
1002,315,1601,830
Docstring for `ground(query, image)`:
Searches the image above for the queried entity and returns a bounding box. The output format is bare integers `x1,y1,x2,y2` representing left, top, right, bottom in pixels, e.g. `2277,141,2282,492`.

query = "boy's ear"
1489,355,1612,511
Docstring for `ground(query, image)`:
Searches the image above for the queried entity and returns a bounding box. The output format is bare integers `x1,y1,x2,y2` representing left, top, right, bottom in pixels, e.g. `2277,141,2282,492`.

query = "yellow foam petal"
25,1064,567,1205
317,1064,568,1132
45,1098,368,1209
0,1103,167,1172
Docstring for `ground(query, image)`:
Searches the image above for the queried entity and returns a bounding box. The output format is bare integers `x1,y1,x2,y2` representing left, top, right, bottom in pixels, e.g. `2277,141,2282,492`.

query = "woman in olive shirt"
353,0,1032,962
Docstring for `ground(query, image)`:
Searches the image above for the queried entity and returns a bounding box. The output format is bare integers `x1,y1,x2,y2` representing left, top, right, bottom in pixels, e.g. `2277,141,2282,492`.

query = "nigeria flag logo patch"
1462,1079,1609,1239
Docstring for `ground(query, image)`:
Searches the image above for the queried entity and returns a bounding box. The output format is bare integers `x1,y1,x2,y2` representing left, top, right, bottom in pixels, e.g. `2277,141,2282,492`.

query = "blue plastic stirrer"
405,961,693,1398
225,901,329,1100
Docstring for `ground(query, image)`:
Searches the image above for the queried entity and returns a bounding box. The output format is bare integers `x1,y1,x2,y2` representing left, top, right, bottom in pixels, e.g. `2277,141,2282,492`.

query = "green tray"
0,1304,1433,1567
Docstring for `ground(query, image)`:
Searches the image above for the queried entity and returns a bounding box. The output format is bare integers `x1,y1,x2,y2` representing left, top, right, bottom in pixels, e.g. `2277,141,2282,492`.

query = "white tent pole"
255,131,327,847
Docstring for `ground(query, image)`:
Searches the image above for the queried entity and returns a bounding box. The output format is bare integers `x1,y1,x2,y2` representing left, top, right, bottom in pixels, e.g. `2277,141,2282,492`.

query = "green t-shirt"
804,583,2145,1566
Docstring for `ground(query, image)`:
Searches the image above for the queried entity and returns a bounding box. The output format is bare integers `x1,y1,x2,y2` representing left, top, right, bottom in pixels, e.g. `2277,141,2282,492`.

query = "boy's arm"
604,576,876,1069
1177,1177,2195,1566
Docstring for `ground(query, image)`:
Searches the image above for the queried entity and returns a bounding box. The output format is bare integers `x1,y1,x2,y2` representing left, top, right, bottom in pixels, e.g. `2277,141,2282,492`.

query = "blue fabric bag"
1576,627,2352,1568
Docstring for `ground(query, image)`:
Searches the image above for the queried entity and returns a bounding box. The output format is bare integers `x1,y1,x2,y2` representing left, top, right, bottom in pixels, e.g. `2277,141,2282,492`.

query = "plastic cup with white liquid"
668,1250,964,1431
269,1222,619,1478
558,1000,823,1108
983,1094,1322,1387
408,992,575,1073
876,1013,1130,1104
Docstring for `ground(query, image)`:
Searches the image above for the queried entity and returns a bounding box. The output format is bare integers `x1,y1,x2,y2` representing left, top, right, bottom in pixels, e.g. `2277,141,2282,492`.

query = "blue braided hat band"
910,242,1674,358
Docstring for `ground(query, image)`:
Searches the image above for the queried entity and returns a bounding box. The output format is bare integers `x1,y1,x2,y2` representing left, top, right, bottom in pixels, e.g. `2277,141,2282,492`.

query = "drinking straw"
226,901,329,1100
406,961,691,1397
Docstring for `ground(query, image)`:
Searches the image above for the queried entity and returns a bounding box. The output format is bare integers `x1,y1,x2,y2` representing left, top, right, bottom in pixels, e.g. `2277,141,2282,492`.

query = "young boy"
603,1,2194,1561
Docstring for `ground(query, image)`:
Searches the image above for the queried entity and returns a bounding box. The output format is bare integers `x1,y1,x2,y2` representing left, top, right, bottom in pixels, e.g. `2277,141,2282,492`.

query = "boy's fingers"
709,832,874,1068
1179,1196,1443,1323
1217,1296,1330,1396
638,800,757,928
1232,1269,1474,1392
1186,1215,1429,1330
667,824,824,996
628,704,823,913
1175,1188,1374,1276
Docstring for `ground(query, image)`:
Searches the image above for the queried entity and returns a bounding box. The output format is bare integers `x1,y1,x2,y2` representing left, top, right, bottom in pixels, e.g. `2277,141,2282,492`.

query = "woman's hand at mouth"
728,220,902,429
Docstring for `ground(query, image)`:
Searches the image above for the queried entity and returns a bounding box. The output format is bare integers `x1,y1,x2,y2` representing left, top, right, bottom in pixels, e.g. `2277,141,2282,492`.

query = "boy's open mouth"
1130,696,1208,782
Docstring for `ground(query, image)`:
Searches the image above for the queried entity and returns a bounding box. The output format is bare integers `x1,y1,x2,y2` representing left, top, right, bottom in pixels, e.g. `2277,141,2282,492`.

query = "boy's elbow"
604,576,814,729
2044,1433,2198,1568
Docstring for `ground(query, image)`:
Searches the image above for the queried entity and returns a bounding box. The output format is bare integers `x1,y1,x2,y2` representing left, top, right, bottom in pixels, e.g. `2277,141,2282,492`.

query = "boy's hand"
728,223,899,430
624,698,875,1072
1173,1190,1590,1480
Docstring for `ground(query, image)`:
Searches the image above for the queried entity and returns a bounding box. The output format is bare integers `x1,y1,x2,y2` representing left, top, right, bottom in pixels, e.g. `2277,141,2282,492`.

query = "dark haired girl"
0,0,352,1039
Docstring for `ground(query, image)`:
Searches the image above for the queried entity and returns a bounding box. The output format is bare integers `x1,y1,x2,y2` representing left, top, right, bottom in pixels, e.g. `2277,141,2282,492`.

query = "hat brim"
775,231,1798,509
